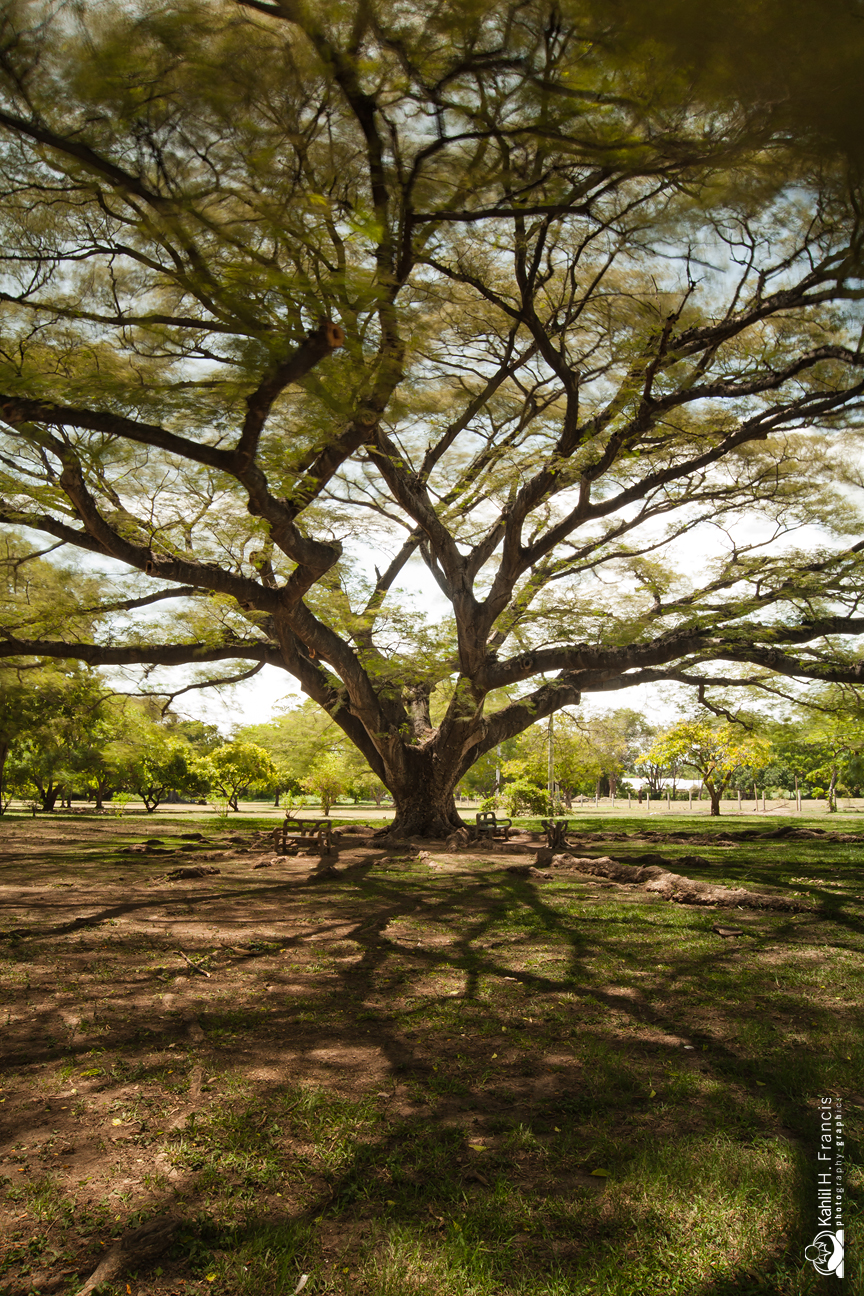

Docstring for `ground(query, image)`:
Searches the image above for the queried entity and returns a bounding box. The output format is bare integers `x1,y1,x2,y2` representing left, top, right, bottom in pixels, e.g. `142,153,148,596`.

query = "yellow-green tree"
201,742,277,813
639,721,771,816
301,752,352,817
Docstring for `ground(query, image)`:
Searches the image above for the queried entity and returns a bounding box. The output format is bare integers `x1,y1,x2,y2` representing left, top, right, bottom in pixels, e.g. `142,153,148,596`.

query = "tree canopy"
1,0,863,834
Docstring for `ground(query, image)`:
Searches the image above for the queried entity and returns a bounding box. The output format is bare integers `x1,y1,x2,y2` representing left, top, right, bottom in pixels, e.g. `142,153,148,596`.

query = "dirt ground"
0,816,859,1296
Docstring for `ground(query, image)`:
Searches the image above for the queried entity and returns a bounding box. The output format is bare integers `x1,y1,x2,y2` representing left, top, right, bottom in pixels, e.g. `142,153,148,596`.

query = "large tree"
1,0,864,835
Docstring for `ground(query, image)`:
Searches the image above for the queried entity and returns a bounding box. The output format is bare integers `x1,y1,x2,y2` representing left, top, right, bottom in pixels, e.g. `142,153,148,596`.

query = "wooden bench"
540,817,570,850
474,811,513,842
271,817,333,856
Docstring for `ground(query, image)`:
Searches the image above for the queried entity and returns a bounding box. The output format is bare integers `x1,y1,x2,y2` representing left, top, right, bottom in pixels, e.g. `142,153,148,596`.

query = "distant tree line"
1,661,861,818
0,664,278,814
460,695,864,817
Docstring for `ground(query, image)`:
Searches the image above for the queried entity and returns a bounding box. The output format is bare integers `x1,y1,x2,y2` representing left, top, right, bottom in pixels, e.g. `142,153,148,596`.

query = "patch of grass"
0,816,862,1295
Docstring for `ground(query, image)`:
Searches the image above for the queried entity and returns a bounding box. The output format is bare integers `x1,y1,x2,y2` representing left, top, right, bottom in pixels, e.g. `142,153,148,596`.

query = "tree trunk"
827,766,838,813
0,741,8,813
382,768,465,838
708,785,722,816
41,782,60,812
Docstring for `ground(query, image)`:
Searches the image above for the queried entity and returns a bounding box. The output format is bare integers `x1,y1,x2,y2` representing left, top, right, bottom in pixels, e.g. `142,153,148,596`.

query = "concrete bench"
272,817,333,856
474,811,513,841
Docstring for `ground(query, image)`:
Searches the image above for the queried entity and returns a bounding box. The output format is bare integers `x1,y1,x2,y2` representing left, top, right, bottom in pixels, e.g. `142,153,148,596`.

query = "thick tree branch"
81,587,199,615
0,635,280,669
235,320,345,470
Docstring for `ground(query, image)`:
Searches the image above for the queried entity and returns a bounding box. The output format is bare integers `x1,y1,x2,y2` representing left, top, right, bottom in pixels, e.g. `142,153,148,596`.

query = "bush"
501,779,551,817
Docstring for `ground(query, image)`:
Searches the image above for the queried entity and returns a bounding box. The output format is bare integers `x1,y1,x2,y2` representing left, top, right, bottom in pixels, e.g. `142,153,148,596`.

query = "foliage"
5,668,119,811
201,742,278,812
0,670,43,811
0,3,863,832
762,695,864,809
0,536,112,809
120,736,205,814
345,767,391,806
301,751,353,816
502,709,649,806
499,777,552,819
239,700,380,804
458,739,520,800
162,716,224,756
639,718,771,816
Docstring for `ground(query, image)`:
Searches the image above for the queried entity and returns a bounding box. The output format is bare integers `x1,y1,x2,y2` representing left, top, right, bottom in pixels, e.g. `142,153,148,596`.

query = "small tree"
302,752,351,817
639,721,771,816
201,742,277,812
346,768,390,806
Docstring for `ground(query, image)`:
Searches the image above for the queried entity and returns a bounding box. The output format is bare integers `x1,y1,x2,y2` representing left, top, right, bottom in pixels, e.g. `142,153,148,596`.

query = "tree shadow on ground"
0,843,859,1295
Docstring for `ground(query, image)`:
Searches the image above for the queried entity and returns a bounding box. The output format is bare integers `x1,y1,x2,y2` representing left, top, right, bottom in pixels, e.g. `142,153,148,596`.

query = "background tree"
201,742,277,812
0,669,41,811
0,535,109,809
161,717,223,757
267,762,303,809
458,739,520,802
631,725,684,798
640,718,771,816
762,694,864,810
97,699,208,811
301,751,352,816
491,756,551,817
1,2,864,835
120,738,203,814
567,710,649,800
239,699,377,802
7,667,118,811
345,767,391,807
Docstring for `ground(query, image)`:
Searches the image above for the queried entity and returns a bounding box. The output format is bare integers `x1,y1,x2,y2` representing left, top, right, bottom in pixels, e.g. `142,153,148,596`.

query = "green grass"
0,815,861,1295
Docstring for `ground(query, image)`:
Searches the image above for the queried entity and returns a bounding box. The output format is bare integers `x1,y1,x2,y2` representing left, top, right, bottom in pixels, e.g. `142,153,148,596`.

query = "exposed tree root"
77,1215,179,1295
550,854,810,911
565,826,864,845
